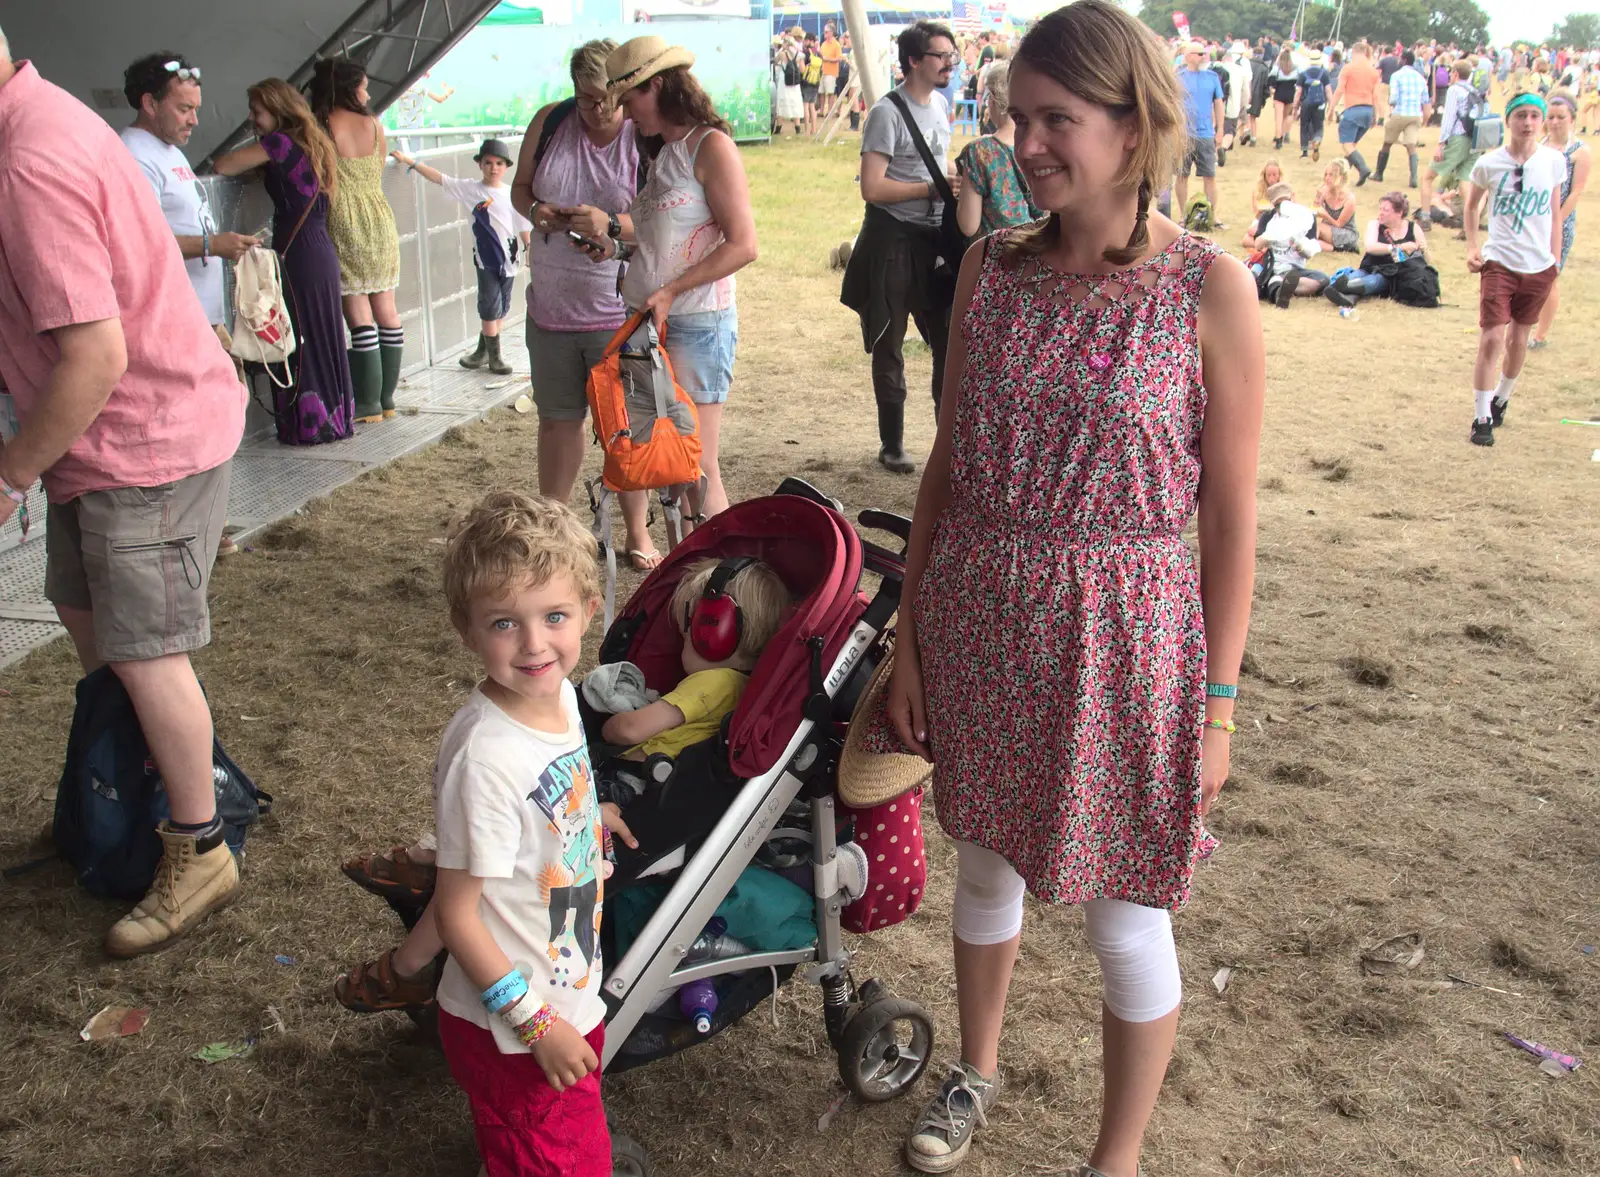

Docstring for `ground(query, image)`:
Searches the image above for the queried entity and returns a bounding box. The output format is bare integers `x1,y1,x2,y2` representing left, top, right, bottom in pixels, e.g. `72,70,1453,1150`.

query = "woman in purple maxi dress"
258,132,354,445
215,82,353,446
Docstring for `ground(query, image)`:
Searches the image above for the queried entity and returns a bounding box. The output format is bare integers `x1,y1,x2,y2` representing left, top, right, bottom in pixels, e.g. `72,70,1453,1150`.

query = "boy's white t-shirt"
118,127,225,325
1470,144,1568,274
438,177,534,276
433,681,607,1051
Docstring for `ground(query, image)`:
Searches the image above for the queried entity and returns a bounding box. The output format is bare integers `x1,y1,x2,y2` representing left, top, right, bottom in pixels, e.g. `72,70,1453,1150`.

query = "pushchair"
382,478,935,1176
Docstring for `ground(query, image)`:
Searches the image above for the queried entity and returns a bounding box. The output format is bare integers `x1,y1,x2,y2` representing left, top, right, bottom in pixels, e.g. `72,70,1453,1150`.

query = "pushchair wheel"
837,996,934,1103
611,1132,652,1177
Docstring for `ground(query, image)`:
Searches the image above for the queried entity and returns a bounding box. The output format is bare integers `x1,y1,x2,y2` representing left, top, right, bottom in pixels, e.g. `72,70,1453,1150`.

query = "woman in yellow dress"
311,58,403,423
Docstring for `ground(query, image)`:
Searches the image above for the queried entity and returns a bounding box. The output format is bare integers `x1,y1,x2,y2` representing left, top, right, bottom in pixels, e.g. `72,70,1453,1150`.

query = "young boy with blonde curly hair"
352,491,620,1175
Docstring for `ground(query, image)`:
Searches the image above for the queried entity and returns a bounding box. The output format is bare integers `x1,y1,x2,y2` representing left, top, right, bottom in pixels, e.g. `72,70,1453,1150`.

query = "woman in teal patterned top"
956,62,1041,237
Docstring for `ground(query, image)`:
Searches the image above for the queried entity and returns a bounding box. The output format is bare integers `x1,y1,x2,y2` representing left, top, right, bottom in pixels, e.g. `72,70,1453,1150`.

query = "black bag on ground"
1374,254,1441,307
51,666,271,900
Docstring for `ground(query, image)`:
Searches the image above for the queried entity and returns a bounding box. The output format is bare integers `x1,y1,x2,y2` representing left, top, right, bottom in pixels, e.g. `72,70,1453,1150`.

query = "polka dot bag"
837,647,930,934
840,787,927,933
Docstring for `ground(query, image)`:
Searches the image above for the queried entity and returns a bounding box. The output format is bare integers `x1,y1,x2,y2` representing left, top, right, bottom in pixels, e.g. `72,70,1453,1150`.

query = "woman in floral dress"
954,61,1040,238
885,3,1264,1175
214,80,353,445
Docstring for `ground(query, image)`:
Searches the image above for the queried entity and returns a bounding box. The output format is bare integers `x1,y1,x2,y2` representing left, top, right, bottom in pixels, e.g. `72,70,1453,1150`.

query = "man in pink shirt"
0,32,247,957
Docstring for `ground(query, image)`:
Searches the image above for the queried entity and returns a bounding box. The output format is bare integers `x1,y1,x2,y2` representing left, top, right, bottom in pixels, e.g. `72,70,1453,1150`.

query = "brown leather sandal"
340,845,437,901
333,948,436,1014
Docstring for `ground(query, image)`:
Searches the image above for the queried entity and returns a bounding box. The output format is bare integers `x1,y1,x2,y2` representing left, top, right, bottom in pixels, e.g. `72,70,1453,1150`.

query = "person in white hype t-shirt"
1462,92,1566,447
392,138,533,375
116,54,258,332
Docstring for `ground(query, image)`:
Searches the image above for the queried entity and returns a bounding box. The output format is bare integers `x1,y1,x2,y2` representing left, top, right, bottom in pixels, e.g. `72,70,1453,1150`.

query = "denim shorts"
475,268,515,322
1338,104,1374,144
657,306,738,405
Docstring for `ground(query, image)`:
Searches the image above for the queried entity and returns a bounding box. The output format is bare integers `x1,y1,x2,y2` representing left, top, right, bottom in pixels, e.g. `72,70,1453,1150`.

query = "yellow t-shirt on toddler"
628,668,749,761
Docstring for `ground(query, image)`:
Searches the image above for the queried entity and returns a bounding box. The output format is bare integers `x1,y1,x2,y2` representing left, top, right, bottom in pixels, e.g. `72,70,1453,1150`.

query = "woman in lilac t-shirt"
511,40,660,570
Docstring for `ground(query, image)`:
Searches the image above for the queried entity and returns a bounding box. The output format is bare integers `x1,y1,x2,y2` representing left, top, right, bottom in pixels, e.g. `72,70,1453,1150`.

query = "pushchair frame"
595,480,935,1112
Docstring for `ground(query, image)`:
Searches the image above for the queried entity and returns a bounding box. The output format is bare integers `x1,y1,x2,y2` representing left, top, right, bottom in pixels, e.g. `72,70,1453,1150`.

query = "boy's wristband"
481,968,528,1013
509,1001,559,1046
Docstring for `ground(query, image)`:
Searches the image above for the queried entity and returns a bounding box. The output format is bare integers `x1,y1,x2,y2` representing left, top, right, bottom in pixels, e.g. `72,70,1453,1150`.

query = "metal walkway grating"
0,356,529,669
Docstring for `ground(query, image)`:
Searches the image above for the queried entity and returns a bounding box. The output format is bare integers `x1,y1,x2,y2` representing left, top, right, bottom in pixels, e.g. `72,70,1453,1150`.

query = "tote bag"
229,245,298,387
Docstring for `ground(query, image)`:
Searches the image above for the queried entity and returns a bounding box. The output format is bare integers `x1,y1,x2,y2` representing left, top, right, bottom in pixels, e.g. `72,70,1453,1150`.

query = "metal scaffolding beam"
205,0,503,167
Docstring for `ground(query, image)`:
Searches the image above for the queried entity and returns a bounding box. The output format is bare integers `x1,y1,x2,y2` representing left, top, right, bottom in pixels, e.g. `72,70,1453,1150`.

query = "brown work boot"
105,822,239,958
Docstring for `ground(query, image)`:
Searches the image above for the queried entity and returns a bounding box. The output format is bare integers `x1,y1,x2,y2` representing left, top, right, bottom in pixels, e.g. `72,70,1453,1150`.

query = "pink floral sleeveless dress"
915,230,1223,913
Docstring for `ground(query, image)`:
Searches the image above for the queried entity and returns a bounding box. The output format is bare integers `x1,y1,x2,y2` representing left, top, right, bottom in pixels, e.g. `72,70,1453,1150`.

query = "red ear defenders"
687,557,757,663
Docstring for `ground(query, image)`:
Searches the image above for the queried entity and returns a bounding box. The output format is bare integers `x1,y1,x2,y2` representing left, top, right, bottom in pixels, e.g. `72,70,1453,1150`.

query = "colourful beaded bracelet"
1205,682,1238,699
512,1002,559,1046
1202,718,1236,734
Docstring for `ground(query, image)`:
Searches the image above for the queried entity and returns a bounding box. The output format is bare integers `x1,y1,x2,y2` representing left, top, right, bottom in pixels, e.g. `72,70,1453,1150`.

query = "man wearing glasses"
1462,92,1566,447
842,20,963,475
118,53,258,346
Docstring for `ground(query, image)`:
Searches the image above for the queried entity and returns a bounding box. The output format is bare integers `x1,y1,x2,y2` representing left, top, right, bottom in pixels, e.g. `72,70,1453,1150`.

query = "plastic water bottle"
1339,306,1359,320
677,979,718,1034
684,917,750,964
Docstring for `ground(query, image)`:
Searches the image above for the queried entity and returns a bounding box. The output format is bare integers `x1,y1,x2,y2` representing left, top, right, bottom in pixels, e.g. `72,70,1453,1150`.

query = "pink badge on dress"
1088,352,1112,373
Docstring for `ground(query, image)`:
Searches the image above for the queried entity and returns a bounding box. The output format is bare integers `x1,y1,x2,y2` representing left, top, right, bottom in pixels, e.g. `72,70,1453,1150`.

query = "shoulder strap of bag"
282,170,319,255
535,98,577,168
886,91,954,206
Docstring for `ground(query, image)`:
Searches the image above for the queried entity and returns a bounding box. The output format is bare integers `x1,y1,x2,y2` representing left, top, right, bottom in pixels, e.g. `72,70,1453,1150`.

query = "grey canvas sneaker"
904,1062,1002,1173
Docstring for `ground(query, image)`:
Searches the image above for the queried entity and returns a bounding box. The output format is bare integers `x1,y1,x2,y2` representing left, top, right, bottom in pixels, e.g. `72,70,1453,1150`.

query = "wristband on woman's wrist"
1202,718,1236,734
1205,682,1238,699
480,968,529,1013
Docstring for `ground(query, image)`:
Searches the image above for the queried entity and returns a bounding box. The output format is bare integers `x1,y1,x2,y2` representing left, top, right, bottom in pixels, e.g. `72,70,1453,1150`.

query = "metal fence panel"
201,130,528,395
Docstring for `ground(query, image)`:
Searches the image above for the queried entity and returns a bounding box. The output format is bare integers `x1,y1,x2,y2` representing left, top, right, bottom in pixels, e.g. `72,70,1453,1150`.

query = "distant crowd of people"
1162,31,1590,444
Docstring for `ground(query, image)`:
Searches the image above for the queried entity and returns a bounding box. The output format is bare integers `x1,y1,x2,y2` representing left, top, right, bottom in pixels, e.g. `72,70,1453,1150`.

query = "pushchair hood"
600,495,864,778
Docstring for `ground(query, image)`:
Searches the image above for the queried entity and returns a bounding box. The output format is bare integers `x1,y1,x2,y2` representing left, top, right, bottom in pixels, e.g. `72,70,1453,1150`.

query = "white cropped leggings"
952,840,1182,1024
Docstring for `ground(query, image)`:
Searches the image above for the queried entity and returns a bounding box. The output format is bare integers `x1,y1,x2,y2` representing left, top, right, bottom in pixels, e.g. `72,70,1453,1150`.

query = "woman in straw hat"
580,36,757,525
884,2,1262,1173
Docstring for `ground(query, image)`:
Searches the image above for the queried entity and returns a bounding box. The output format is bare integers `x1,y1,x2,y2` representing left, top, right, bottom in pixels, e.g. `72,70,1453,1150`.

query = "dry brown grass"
2,123,1599,1177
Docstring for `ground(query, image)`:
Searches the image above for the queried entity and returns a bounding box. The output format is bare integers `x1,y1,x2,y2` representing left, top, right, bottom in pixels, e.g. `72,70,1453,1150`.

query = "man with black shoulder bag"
841,20,963,475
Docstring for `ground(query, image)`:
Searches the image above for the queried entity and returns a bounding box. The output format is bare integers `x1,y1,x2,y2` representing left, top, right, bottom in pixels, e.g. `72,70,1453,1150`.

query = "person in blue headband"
1461,85,1565,447
1504,91,1547,118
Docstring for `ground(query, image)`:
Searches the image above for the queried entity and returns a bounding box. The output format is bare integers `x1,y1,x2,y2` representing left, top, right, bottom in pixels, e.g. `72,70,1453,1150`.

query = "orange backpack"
586,312,702,495
585,312,704,624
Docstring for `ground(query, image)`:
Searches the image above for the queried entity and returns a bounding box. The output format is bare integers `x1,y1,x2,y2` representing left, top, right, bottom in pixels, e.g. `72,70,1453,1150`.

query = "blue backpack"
51,667,271,900
1302,67,1328,108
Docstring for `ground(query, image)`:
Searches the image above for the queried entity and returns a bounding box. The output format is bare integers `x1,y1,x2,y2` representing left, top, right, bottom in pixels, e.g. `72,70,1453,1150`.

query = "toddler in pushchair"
337,480,937,1175
585,556,790,814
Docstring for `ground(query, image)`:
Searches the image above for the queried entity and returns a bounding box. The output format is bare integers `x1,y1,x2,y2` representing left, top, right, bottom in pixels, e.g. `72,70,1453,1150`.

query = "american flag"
952,0,987,35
